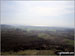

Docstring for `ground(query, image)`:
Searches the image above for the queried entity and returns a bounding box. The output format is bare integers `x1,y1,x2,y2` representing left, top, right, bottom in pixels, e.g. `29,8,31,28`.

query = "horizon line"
0,24,74,28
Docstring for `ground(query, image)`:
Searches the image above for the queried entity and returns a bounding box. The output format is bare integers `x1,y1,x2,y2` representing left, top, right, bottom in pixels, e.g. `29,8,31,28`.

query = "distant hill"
1,24,74,32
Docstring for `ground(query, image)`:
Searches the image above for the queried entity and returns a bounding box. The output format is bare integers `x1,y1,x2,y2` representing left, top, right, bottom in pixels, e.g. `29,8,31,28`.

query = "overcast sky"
1,1,74,28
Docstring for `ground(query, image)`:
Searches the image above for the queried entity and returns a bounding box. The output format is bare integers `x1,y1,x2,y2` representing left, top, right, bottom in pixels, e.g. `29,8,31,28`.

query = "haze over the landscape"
1,1,74,55
1,1,74,28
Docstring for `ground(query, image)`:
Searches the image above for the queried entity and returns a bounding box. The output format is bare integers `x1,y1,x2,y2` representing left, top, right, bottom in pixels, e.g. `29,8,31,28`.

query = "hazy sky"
1,1,74,28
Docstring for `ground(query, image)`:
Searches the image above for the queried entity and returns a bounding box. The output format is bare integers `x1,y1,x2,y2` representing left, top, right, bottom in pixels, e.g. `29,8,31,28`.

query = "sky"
1,1,74,28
